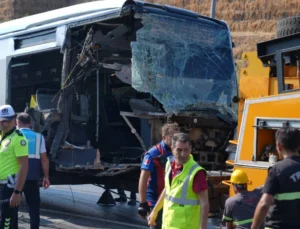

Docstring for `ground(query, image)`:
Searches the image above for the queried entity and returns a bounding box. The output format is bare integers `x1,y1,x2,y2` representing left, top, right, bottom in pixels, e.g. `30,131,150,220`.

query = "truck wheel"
276,16,300,38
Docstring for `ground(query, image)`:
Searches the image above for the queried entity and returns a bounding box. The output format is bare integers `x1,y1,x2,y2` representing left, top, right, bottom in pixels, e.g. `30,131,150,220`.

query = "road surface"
17,184,223,229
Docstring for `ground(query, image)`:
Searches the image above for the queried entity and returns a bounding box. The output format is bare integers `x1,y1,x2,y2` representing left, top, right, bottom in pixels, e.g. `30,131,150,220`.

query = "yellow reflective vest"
0,129,28,180
162,154,206,229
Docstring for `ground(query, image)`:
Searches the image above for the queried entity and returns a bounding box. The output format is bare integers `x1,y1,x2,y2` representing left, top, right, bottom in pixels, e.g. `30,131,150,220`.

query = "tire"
276,16,300,38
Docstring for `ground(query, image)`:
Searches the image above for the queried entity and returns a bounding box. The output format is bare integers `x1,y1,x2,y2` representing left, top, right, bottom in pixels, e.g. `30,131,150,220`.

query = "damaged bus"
0,0,238,213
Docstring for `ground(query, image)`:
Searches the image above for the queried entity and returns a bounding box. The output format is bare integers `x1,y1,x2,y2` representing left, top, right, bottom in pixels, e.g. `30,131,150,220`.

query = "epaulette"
15,129,23,136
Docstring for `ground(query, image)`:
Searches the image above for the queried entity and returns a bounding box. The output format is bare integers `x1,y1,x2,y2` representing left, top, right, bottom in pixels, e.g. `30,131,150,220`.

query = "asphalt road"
17,184,223,229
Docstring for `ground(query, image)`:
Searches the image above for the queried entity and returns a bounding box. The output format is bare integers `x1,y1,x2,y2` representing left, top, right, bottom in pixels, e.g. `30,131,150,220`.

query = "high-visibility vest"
0,128,28,181
20,128,42,180
162,154,206,229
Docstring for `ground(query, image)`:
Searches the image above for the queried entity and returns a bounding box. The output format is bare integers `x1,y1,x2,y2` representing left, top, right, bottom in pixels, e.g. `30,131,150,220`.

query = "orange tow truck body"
224,30,300,197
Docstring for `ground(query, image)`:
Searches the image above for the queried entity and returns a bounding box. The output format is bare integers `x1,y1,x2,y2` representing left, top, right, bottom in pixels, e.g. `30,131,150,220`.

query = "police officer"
148,133,209,229
138,122,180,229
0,105,28,229
251,127,300,229
222,170,263,229
16,112,50,229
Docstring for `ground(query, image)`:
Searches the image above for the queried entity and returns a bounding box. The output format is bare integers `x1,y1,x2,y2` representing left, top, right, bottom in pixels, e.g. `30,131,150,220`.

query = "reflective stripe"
34,133,41,159
165,157,172,178
7,183,16,188
222,215,232,221
7,175,15,185
180,164,198,199
28,154,40,159
7,174,17,188
234,218,253,226
265,228,273,229
165,163,200,206
165,160,171,174
165,194,200,205
274,192,300,201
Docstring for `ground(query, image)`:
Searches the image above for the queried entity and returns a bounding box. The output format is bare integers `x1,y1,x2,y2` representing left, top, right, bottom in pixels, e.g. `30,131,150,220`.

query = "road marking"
40,208,149,229
43,187,100,196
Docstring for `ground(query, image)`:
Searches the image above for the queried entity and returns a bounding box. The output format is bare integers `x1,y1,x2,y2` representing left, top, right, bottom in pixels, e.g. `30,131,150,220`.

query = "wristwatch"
13,190,21,194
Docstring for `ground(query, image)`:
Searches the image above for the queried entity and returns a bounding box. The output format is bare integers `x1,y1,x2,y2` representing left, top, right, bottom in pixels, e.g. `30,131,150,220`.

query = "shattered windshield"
131,14,237,120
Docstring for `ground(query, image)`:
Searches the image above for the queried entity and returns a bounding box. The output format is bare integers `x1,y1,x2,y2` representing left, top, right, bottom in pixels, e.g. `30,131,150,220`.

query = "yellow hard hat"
230,169,249,184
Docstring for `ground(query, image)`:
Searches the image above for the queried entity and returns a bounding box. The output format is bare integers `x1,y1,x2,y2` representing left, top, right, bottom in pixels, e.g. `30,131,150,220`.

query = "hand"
138,202,150,219
148,210,157,227
10,193,21,208
43,178,50,189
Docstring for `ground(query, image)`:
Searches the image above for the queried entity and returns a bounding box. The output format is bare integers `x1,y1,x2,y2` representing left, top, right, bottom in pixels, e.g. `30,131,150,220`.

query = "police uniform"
0,127,28,229
141,141,172,229
263,156,300,229
20,128,46,229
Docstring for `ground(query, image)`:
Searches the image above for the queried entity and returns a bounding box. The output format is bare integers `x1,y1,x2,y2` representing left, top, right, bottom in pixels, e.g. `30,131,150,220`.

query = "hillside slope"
0,0,96,23
1,0,298,59
146,0,300,59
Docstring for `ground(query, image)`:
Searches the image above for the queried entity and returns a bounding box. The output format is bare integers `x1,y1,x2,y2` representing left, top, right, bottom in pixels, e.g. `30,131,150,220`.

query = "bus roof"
0,0,126,36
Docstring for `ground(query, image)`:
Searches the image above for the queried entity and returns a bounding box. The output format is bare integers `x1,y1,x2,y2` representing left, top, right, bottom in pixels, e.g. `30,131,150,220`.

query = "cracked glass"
131,13,238,121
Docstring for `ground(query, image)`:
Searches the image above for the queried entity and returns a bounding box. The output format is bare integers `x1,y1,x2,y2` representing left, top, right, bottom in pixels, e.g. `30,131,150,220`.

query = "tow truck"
222,16,300,198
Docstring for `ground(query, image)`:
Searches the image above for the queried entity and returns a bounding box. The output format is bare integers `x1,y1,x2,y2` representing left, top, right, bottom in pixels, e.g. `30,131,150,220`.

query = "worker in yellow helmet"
222,169,263,229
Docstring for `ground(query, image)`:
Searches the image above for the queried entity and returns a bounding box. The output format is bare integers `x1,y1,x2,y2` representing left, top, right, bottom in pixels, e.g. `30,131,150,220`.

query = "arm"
151,188,165,215
10,155,28,208
15,156,28,192
193,171,209,229
41,153,50,188
197,189,209,229
223,198,235,229
226,222,235,229
138,154,154,218
138,169,150,203
40,136,50,189
10,134,28,207
12,136,28,191
251,194,273,229
41,153,49,179
148,188,165,226
251,167,278,229
139,154,154,203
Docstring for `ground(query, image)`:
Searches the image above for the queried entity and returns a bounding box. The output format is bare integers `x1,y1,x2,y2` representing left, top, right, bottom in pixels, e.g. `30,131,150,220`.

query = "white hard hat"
0,105,16,121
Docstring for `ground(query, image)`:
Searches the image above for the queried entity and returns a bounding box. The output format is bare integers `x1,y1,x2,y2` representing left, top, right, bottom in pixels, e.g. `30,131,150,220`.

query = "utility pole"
210,0,216,18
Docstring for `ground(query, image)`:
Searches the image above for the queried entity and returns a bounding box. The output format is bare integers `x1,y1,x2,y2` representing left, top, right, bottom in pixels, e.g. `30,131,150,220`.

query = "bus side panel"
0,38,14,105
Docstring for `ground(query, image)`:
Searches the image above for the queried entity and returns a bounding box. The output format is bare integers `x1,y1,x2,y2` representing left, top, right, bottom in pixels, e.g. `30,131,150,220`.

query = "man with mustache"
147,133,209,229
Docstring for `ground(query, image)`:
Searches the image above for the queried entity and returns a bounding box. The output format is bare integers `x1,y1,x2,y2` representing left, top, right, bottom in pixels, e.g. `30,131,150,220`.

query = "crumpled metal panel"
131,14,237,119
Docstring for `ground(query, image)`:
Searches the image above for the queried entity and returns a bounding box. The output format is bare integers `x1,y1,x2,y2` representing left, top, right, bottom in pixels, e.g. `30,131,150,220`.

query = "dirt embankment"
0,0,97,23
147,0,300,59
1,0,298,60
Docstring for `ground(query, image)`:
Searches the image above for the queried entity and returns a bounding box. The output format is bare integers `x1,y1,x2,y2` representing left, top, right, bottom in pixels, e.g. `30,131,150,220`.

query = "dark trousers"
0,184,18,229
117,189,136,200
23,180,40,229
149,207,162,229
